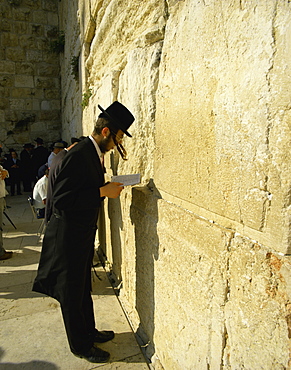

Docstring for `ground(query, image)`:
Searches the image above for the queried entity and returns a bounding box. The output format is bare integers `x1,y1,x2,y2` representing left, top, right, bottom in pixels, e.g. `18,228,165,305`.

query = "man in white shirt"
0,165,12,260
33,169,49,219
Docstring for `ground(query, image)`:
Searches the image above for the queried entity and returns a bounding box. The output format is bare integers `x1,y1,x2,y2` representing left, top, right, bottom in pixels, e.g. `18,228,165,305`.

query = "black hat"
98,101,135,137
35,137,44,144
71,137,81,144
23,143,34,148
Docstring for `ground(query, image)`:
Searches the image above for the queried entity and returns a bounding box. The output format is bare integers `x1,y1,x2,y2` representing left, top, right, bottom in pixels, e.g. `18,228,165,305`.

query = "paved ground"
0,194,149,370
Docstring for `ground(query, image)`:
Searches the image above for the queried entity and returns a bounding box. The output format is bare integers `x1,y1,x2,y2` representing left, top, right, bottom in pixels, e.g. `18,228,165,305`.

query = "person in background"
0,146,5,165
4,148,15,162
6,151,22,196
33,169,49,219
0,165,12,260
45,137,83,224
20,143,34,192
33,101,135,363
31,138,49,184
47,142,65,168
37,163,48,180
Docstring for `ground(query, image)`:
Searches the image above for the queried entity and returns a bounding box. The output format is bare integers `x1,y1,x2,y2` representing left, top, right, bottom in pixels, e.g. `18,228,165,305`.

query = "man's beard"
99,136,112,153
99,135,128,160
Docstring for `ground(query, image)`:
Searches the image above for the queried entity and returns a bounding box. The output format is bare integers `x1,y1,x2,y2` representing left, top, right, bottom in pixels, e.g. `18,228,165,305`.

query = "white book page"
111,174,140,186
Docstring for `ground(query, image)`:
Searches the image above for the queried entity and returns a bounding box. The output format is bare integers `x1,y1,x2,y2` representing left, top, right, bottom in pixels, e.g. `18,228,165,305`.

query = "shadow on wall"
130,179,161,360
97,151,123,283
96,177,162,360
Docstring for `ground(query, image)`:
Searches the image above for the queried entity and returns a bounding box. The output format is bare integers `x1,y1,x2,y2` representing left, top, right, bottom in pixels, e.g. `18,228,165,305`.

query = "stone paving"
0,194,149,370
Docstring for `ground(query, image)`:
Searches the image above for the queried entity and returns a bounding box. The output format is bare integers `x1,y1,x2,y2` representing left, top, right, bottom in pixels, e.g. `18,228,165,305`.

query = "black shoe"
73,345,110,363
93,329,115,343
0,251,13,260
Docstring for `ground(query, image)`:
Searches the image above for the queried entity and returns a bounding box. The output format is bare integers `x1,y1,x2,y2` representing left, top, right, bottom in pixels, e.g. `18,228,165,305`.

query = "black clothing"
20,149,34,192
6,158,22,195
45,149,67,223
33,137,105,354
31,145,49,181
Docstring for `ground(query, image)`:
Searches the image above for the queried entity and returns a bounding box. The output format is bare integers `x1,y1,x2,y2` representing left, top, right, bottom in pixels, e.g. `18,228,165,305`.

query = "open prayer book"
111,174,140,186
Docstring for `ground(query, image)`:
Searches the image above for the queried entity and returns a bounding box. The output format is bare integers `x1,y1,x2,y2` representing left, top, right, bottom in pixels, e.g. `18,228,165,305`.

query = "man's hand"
0,169,8,180
100,182,124,198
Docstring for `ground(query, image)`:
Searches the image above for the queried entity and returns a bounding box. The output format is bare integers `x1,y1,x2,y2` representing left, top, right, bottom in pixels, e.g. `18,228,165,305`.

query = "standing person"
31,138,49,183
0,165,12,260
33,101,135,363
45,137,83,224
33,169,49,219
6,151,22,196
20,143,34,192
47,142,65,168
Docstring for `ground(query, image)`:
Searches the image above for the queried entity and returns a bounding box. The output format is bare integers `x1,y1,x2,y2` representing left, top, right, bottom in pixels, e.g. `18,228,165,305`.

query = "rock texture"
0,0,61,152
61,0,291,369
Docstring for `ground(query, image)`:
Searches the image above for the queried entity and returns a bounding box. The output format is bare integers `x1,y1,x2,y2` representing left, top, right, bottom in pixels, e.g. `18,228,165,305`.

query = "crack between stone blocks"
220,231,234,369
256,1,279,233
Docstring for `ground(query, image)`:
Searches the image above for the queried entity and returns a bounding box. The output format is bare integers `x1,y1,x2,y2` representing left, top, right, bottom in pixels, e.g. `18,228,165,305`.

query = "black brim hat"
35,137,44,144
98,101,135,137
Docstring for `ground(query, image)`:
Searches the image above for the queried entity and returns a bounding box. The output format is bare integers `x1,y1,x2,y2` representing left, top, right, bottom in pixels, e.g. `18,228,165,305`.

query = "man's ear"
101,127,110,138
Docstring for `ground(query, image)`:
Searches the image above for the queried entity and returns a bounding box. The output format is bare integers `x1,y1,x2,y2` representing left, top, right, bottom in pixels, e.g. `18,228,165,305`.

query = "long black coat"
32,137,105,305
45,149,67,223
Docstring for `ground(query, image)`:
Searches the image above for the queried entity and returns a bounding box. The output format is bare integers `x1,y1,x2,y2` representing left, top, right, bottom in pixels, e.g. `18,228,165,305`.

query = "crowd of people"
0,136,82,259
0,137,68,195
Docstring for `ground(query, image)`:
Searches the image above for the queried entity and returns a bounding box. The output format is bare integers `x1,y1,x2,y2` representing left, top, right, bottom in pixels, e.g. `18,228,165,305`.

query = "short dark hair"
92,117,118,136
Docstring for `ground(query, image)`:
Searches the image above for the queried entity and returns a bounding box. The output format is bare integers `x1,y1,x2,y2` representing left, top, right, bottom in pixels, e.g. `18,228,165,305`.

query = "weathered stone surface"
155,1,291,255
29,0,291,369
224,238,290,369
0,0,61,151
0,61,15,74
1,33,19,47
14,75,34,88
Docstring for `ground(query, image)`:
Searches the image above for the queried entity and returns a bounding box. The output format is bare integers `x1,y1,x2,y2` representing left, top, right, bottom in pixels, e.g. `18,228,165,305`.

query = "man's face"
99,129,124,153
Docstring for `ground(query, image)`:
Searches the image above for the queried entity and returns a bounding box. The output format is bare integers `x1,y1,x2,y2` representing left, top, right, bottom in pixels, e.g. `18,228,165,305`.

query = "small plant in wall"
6,0,21,6
81,88,92,110
70,55,79,81
49,31,65,53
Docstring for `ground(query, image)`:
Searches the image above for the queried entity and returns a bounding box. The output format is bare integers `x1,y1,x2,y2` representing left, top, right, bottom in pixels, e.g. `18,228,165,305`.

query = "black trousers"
60,285,96,354
10,178,21,195
33,210,98,354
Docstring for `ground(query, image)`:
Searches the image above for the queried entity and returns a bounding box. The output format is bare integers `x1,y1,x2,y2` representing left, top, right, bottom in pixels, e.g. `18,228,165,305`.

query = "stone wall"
59,0,291,369
0,0,61,153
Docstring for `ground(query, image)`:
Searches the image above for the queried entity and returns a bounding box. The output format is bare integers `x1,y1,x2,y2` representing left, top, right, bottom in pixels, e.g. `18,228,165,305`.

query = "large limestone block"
224,236,290,369
117,43,162,182
153,199,231,369
83,0,166,82
155,0,291,253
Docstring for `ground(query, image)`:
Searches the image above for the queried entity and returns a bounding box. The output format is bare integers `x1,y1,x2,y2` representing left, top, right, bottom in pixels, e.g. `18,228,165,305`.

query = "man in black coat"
31,138,49,183
6,150,22,195
45,137,83,224
20,143,34,192
33,102,135,363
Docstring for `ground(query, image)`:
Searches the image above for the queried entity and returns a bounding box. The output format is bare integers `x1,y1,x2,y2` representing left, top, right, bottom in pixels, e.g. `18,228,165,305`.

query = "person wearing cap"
47,142,65,168
33,101,135,363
